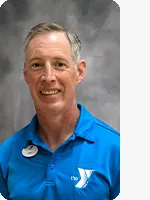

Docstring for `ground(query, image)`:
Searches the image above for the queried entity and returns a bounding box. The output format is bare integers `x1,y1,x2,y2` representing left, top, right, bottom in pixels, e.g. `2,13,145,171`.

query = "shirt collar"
24,115,39,147
25,103,95,147
73,103,95,142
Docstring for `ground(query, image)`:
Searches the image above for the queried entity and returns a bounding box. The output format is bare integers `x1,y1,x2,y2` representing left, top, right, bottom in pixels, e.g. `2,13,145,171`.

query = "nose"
41,63,56,83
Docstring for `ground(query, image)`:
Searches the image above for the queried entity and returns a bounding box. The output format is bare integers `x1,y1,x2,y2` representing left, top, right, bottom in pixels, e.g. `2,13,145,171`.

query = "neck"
35,103,80,151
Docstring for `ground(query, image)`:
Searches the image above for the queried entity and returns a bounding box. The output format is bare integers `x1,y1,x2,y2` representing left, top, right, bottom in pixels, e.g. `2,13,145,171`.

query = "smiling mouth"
40,90,60,96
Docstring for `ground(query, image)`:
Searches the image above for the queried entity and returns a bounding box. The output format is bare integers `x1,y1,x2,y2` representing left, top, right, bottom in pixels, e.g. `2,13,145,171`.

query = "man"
0,23,120,200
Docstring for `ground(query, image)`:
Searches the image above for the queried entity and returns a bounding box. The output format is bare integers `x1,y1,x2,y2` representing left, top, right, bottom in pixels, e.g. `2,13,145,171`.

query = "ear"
76,60,86,84
23,63,28,84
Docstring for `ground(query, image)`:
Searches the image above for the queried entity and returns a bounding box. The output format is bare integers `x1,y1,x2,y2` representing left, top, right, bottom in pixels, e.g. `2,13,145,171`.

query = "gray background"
0,0,120,141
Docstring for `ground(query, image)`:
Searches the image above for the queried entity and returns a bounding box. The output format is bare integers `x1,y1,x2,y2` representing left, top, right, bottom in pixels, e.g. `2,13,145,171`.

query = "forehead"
26,32,72,60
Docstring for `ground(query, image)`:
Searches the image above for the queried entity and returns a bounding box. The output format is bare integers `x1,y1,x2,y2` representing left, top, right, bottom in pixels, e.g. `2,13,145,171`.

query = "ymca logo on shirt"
0,193,6,200
71,168,94,188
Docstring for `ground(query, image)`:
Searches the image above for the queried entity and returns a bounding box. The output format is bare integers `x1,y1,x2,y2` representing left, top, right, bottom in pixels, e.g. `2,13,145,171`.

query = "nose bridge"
42,61,56,82
45,61,53,75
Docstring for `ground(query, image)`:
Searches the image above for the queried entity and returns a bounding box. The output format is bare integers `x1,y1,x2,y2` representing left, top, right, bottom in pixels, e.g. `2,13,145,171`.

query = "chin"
35,100,65,114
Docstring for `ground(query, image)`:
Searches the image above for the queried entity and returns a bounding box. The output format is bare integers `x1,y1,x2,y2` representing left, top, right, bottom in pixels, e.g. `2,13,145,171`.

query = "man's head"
24,23,81,65
23,23,86,114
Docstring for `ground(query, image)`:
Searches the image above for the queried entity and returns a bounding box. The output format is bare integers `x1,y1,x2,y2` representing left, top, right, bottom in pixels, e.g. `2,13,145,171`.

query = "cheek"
28,73,39,85
62,74,76,88
27,76,40,95
66,70,78,82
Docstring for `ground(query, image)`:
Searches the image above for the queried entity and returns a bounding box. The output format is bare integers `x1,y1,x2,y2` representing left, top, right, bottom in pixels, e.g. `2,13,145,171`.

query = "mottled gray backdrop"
0,0,120,141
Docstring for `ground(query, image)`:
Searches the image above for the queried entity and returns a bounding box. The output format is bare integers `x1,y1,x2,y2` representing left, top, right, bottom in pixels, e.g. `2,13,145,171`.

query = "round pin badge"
22,145,38,157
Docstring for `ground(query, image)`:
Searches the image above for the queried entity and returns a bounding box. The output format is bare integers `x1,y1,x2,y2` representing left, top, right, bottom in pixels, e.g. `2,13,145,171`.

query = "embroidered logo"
75,168,93,188
0,193,6,200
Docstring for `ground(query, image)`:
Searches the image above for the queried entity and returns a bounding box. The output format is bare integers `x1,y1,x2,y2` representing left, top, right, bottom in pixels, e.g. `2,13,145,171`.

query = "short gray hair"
24,22,81,64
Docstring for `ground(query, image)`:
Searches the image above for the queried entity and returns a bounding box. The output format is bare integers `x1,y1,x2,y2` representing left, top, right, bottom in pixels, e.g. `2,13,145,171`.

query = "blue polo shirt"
0,103,120,200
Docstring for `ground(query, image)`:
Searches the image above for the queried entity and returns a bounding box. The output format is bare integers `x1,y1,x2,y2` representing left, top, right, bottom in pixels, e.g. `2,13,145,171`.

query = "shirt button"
50,164,55,169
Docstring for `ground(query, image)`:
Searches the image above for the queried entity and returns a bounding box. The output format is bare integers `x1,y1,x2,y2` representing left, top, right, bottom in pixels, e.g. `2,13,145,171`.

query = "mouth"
40,90,61,96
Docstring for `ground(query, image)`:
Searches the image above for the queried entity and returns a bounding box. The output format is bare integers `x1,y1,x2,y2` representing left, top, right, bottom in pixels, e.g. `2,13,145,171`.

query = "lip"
40,88,61,91
40,89,61,93
39,89,61,96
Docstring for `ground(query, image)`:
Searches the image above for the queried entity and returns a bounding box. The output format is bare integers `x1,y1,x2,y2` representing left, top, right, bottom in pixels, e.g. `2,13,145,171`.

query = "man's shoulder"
94,117,120,137
91,116,120,146
79,103,120,147
0,123,30,163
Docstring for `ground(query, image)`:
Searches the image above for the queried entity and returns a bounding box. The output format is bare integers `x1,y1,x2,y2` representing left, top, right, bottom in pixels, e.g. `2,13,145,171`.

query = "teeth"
41,90,59,95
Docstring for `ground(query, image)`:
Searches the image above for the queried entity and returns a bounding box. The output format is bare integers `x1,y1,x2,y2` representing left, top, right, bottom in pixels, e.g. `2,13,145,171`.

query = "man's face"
24,32,86,114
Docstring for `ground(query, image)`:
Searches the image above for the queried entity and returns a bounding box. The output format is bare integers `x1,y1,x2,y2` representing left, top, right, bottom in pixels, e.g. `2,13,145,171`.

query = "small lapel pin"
22,145,38,157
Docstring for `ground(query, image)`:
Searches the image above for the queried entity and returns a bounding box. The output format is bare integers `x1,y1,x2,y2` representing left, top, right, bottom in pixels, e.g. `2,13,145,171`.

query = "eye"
54,62,66,68
31,63,43,68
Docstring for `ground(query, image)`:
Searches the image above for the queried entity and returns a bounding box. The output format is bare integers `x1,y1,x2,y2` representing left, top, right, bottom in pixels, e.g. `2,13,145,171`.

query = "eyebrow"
28,56,68,63
52,56,68,62
28,57,42,63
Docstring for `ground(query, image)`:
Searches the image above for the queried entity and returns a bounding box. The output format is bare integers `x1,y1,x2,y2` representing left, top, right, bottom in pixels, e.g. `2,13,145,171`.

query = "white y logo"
75,168,93,188
0,193,6,200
